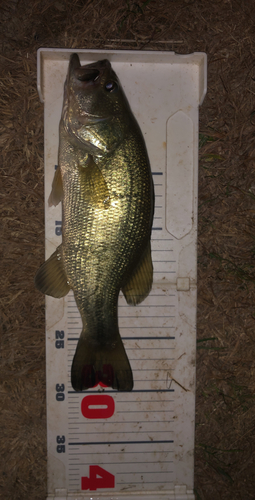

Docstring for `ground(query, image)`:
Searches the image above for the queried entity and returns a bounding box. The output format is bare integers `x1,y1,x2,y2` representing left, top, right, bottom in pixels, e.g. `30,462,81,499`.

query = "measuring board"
37,48,207,500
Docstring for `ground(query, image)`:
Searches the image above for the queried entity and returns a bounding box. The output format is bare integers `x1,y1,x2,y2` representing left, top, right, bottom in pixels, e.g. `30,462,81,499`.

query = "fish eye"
105,81,118,92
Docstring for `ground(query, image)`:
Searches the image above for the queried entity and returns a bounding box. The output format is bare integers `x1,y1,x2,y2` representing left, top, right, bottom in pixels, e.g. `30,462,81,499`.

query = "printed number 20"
82,465,115,491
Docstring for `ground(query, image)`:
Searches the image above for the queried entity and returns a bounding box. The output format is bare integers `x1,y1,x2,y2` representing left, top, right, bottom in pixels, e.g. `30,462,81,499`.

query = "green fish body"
35,54,154,391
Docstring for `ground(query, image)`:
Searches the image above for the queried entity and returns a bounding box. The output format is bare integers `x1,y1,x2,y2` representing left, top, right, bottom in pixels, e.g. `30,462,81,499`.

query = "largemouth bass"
35,53,154,391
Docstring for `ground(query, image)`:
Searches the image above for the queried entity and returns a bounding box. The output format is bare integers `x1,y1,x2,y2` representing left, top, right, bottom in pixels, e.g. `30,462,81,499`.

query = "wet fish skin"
35,54,154,391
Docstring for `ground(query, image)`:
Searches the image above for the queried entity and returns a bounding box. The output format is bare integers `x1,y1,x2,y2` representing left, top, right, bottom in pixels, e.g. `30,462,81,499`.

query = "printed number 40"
82,465,115,491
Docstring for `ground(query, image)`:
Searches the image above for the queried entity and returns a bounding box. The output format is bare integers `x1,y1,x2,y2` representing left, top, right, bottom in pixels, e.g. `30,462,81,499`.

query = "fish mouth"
69,53,111,86
64,54,116,150
77,68,100,82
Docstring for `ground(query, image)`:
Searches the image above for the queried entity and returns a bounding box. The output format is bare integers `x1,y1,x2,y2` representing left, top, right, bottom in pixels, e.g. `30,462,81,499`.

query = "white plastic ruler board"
37,48,207,500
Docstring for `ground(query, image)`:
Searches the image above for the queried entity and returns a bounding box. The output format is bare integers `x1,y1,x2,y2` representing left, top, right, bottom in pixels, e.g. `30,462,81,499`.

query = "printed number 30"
82,465,115,491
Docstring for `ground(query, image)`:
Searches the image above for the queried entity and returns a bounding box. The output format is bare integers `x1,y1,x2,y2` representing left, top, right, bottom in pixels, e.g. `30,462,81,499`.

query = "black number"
57,435,65,444
56,393,65,401
57,445,65,453
56,384,65,401
56,435,65,453
55,221,62,236
56,384,65,392
56,330,64,339
55,330,64,349
55,340,64,349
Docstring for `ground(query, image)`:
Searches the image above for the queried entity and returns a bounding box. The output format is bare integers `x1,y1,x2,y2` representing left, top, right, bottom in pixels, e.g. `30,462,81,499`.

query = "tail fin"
71,332,133,392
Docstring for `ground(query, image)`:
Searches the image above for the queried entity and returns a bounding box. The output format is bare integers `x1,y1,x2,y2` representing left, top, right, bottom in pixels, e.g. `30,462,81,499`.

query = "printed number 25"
82,465,115,491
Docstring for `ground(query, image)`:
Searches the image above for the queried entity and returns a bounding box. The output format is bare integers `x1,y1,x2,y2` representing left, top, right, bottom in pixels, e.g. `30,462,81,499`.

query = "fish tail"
71,332,133,392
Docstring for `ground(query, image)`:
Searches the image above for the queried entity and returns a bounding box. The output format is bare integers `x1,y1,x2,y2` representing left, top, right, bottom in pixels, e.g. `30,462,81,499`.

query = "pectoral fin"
81,155,110,208
122,242,153,306
34,245,71,298
48,165,64,207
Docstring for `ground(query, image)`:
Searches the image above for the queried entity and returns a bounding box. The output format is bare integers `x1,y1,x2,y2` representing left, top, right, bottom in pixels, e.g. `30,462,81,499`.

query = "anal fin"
34,245,71,298
122,241,153,306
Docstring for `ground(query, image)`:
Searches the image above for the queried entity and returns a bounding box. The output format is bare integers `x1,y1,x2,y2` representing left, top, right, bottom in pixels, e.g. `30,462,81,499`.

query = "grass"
197,337,226,350
197,444,243,483
118,0,154,31
199,133,216,149
208,252,255,283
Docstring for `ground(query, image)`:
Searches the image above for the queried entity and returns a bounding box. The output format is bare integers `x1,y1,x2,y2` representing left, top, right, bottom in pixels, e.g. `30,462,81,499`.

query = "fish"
35,53,154,392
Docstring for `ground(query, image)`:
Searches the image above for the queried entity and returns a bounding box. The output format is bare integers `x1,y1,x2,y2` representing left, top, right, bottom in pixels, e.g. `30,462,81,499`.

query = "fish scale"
62,140,151,296
64,135,152,387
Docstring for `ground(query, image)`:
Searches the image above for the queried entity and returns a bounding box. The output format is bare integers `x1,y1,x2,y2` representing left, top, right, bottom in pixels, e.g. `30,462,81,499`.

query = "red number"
81,465,115,491
85,364,114,388
97,381,107,388
81,395,115,419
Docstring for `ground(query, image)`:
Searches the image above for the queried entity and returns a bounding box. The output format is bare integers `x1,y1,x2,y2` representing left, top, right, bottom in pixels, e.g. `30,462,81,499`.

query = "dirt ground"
1,1,255,499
